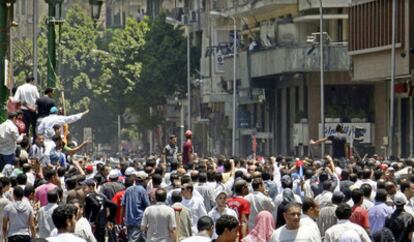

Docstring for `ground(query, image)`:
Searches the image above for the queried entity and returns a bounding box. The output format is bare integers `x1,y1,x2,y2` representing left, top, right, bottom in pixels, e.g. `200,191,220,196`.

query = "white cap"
108,169,119,179
134,171,148,180
394,193,408,206
125,167,136,176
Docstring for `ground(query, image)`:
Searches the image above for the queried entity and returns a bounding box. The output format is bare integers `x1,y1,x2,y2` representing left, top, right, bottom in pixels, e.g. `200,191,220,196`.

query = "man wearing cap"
182,130,194,170
121,170,150,242
0,112,25,171
37,107,89,140
385,193,414,242
208,191,238,238
99,169,125,200
10,76,39,137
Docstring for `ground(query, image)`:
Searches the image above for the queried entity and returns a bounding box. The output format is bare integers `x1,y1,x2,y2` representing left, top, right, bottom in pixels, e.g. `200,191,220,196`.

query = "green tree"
130,13,199,129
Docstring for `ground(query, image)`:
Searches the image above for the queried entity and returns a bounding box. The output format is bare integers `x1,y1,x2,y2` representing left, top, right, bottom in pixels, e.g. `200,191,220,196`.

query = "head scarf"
242,211,275,242
282,188,295,203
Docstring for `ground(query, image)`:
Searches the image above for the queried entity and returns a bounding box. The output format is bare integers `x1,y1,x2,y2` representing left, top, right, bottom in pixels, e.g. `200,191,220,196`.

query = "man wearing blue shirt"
368,189,394,236
121,171,150,242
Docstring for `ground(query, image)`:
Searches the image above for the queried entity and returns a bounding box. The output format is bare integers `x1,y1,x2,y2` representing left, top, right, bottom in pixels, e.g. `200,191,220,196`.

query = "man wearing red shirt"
112,176,134,224
226,179,250,240
350,188,370,232
182,130,193,170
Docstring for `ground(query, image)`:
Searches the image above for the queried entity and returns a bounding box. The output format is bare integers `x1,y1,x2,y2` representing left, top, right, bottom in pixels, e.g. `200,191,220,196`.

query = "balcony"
223,44,351,81
220,0,296,16
298,0,352,12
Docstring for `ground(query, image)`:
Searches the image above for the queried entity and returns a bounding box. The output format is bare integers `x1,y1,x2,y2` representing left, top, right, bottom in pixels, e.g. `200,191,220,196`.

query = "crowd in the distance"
0,77,414,242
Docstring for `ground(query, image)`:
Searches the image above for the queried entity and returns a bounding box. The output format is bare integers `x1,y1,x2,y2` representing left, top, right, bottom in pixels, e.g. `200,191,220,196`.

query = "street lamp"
89,0,104,26
44,0,105,88
165,16,192,132
0,0,16,122
319,0,325,158
209,10,237,156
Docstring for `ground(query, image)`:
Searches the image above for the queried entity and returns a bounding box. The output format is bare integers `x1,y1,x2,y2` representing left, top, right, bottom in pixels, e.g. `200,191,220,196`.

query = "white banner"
319,123,374,144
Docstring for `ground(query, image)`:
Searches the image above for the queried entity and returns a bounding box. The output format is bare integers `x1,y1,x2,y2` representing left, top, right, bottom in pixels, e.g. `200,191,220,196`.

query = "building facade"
194,0,377,157
349,0,414,158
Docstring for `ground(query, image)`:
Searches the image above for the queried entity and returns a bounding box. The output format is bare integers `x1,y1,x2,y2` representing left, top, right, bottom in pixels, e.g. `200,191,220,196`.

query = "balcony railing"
223,44,350,81
298,0,352,12
218,0,296,16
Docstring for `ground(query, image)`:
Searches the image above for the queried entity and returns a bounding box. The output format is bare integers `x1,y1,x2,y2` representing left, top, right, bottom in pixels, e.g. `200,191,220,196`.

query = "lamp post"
0,0,15,122
319,0,325,158
389,0,396,158
44,0,104,88
89,0,104,27
165,16,191,132
209,10,237,156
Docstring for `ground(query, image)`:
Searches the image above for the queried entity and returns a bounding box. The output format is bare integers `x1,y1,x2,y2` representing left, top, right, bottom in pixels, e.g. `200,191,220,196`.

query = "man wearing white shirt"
324,203,372,242
270,202,320,242
37,107,88,140
10,76,39,137
300,198,321,240
315,181,333,208
181,183,207,234
354,168,377,201
47,204,86,242
244,178,276,230
0,112,25,171
181,216,213,242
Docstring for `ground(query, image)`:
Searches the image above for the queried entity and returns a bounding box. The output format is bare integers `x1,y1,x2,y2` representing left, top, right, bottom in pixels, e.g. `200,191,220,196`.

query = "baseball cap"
214,191,228,200
108,169,119,179
134,171,148,181
185,130,192,137
281,175,292,184
125,167,136,176
85,165,94,172
50,106,58,114
394,193,408,206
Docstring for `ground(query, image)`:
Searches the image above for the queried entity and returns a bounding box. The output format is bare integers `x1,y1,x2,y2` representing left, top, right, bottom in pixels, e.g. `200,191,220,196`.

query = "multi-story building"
196,0,375,157
12,0,47,40
105,0,147,28
349,0,414,158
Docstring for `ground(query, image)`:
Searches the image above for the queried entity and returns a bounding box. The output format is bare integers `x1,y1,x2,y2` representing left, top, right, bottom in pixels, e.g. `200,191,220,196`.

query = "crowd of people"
0,77,414,242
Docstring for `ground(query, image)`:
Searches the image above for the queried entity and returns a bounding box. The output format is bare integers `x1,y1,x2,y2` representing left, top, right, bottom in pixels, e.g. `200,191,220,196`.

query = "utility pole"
0,0,14,122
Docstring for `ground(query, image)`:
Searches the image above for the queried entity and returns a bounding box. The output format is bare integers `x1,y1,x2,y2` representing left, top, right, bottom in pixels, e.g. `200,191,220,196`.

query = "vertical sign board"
215,50,225,73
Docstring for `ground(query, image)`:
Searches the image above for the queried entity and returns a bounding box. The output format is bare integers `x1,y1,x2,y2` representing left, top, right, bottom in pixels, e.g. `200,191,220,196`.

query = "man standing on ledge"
310,124,348,168
182,130,194,170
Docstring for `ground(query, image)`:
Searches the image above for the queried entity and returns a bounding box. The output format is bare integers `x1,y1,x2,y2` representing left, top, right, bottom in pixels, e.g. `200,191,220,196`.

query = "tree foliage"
12,6,196,146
